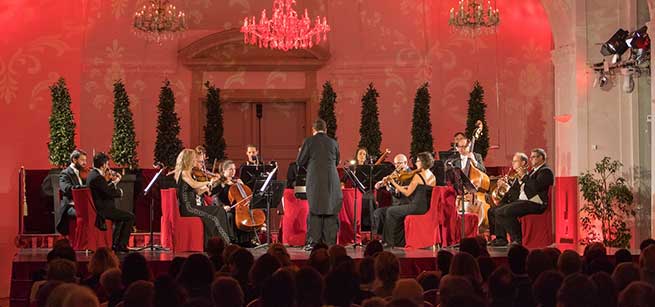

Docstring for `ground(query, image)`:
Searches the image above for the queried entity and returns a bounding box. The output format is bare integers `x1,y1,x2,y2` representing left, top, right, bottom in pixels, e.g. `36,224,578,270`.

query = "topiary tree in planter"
358,83,382,158
48,77,77,168
318,81,338,139
579,157,635,248
154,79,184,168
410,82,434,160
203,81,227,163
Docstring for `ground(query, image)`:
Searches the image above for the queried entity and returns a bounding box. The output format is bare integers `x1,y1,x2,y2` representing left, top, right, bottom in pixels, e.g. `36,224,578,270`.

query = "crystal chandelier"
133,0,187,44
448,0,500,36
241,0,330,52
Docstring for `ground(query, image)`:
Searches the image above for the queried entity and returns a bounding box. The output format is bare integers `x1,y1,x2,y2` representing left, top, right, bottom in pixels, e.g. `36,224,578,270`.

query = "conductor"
297,119,343,251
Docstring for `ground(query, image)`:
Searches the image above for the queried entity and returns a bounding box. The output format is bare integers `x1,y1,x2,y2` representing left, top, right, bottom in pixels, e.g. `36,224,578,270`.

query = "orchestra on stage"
55,118,553,252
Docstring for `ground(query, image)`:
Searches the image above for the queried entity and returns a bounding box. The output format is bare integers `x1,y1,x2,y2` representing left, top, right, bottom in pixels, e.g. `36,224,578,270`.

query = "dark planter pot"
115,173,137,215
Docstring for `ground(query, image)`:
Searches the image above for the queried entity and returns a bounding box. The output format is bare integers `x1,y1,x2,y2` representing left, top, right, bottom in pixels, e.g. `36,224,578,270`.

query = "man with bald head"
371,154,412,239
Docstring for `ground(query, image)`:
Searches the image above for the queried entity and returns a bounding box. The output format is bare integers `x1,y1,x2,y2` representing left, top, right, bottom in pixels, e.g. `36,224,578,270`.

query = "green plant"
358,83,382,158
318,81,338,139
464,81,490,159
109,80,139,170
48,77,77,168
154,79,184,168
579,157,635,248
410,82,434,159
203,81,227,162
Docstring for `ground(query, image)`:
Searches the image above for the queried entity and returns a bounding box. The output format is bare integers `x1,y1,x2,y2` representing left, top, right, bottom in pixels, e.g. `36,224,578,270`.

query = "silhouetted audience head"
640,245,655,287
618,281,655,307
307,247,330,275
46,258,77,282
438,275,474,307
386,297,420,307
154,274,187,307
206,237,226,258
416,271,440,291
557,273,597,307
527,249,555,282
122,252,152,287
488,265,516,307
437,250,454,275
295,266,324,307
183,297,213,307
169,256,187,278
249,253,282,297
460,237,481,258
640,238,655,252
392,278,424,306
328,244,347,266
222,244,241,265
361,297,387,307
532,270,563,307
442,294,485,307
449,252,482,285
358,256,376,286
583,242,608,274
123,280,155,307
543,247,562,268
48,243,76,263
211,276,244,307
589,255,615,275
54,284,99,307
100,268,123,295
313,242,329,251
262,268,295,307
508,244,529,275
558,250,582,276
35,280,63,307
615,248,633,265
375,251,400,289
590,271,618,307
267,243,292,267
87,247,119,277
45,283,77,307
177,253,215,299
477,255,496,282
364,240,383,257
475,235,490,257
324,263,360,307
613,262,640,292
227,248,254,282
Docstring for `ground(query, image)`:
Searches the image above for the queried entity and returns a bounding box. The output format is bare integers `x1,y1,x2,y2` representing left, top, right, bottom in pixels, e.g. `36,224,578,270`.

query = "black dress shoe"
303,244,314,252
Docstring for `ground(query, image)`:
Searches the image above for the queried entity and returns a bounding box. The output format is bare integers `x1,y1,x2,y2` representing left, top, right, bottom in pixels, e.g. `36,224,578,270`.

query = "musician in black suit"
490,148,554,246
238,144,260,189
449,138,486,174
56,149,87,235
447,132,466,159
297,119,343,250
487,152,528,237
371,154,411,239
86,152,135,252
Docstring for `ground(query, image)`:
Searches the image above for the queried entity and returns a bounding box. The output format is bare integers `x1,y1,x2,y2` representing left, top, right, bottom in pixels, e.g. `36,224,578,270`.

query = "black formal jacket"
449,152,486,175
86,169,122,228
56,166,83,234
500,164,554,206
297,132,343,215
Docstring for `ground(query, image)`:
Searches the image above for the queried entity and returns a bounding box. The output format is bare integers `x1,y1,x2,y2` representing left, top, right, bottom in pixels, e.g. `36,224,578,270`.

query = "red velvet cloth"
405,186,458,249
71,188,112,251
160,188,204,252
281,189,309,246
519,186,554,248
554,177,579,244
337,188,365,245
454,214,480,242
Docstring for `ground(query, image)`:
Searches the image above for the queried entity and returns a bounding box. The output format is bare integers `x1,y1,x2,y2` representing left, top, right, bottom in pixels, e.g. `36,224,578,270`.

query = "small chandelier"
133,0,187,44
241,0,330,52
448,0,500,36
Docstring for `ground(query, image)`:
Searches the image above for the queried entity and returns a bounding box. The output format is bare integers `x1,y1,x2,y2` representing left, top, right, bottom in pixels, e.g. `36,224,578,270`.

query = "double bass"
458,120,492,227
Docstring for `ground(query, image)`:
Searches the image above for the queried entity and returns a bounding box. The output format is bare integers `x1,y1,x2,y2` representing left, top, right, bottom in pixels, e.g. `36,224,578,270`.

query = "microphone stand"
343,165,366,249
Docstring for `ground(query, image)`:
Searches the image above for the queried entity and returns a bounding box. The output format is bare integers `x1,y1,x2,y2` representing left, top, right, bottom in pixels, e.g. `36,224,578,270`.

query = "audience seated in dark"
262,268,295,307
324,262,360,307
557,273,597,307
640,238,655,252
121,252,152,287
81,247,119,299
477,255,496,283
442,294,485,307
588,255,615,275
328,244,348,266
267,243,293,267
459,237,481,258
295,267,324,307
640,245,655,287
47,258,77,283
438,275,474,307
99,268,123,307
532,270,563,307
123,280,155,307
386,297,420,307
507,244,534,307
558,250,582,276
449,252,483,297
416,270,440,291
361,297,387,307
364,240,384,257
617,281,655,307
249,253,281,299
392,278,424,306
542,247,562,268
35,280,63,307
177,253,215,300
612,262,640,292
527,249,555,282
355,257,376,304
475,235,490,257
590,271,618,307
488,265,516,307
227,247,255,301
307,248,330,276
373,251,400,298
436,250,453,276
583,242,608,274
211,276,244,307
169,256,187,278
614,248,633,265
154,274,187,307
206,237,226,271
183,297,213,307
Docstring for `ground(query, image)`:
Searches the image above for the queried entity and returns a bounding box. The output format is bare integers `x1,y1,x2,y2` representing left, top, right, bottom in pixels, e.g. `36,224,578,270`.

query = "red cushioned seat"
519,186,554,248
71,188,112,251
281,189,308,246
160,188,204,252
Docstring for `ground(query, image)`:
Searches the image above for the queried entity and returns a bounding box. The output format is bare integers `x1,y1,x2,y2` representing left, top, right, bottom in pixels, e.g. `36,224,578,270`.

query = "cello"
229,180,266,232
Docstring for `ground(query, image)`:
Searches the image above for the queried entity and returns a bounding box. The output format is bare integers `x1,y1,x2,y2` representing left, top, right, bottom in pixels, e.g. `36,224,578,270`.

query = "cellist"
216,160,259,248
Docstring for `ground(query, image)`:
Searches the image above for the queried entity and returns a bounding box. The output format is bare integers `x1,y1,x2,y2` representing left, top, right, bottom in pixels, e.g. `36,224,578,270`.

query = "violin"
191,167,222,192
104,168,121,183
384,168,421,186
228,180,266,232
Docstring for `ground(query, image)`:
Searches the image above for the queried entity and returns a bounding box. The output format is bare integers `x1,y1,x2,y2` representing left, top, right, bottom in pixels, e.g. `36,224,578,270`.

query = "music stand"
445,164,477,250
135,166,169,252
354,164,394,231
251,166,280,249
239,164,277,189
343,166,367,248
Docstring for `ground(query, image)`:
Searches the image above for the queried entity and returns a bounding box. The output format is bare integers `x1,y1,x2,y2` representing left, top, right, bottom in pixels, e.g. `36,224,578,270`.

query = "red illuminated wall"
0,0,554,296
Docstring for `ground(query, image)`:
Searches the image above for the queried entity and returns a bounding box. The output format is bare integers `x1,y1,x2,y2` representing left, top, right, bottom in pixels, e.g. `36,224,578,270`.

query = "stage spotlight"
600,28,630,56
626,26,650,49
598,73,612,91
621,68,636,93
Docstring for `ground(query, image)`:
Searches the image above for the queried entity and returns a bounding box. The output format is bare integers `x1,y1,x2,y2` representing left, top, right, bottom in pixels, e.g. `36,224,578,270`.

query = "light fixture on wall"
591,25,650,93
133,0,187,44
448,0,500,36
240,0,330,51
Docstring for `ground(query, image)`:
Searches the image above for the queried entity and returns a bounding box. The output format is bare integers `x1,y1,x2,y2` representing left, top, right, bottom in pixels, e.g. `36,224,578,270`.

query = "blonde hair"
174,149,197,182
221,160,236,173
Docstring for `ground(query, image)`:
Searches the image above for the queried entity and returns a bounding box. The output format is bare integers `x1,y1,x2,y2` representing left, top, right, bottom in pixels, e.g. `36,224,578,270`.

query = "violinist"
174,149,232,248
86,152,134,253
371,154,412,240
216,160,258,247
381,152,436,248
56,149,87,235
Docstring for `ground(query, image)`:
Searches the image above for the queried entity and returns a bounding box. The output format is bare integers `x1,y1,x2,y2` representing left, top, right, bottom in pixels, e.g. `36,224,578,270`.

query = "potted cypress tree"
109,80,139,214
318,81,338,139
204,81,227,165
46,78,77,232
410,82,434,160
154,79,184,189
358,83,382,158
